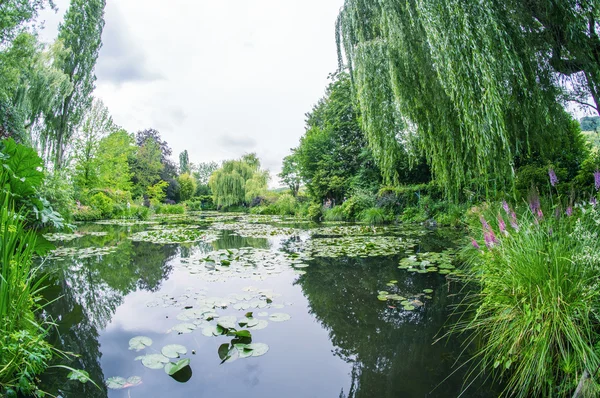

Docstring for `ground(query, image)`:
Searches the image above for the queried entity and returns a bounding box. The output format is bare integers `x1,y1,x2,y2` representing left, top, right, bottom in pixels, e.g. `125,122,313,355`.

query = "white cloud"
39,0,343,187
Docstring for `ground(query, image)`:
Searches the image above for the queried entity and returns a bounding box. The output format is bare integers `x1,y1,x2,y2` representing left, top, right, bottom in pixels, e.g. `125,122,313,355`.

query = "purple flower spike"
595,170,600,191
502,200,510,214
480,216,491,231
548,168,558,187
566,207,573,217
537,208,544,220
529,195,540,214
497,215,507,234
484,230,499,249
591,197,597,207
471,238,480,250
509,211,519,231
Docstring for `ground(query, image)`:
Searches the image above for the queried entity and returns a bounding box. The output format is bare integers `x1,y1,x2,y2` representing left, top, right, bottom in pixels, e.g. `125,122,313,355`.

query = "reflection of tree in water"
38,235,178,397
210,230,271,250
296,254,495,398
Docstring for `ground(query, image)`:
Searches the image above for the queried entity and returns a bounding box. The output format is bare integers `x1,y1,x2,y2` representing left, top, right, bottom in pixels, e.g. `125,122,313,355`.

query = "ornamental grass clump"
458,200,600,397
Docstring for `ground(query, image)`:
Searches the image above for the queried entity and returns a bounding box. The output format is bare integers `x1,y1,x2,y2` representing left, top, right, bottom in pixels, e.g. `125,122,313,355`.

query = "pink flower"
497,214,507,234
502,200,510,214
595,170,600,191
566,207,573,217
471,238,480,250
548,168,558,187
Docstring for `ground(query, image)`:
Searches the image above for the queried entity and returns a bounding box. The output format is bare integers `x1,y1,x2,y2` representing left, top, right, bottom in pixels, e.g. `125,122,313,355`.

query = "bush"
455,201,600,397
131,205,149,220
154,204,186,215
89,192,114,219
340,191,376,220
360,207,387,225
274,193,297,215
73,206,102,222
323,206,345,221
307,202,323,221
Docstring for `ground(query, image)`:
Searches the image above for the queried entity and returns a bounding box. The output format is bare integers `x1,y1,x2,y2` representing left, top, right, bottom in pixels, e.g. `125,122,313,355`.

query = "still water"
38,214,497,397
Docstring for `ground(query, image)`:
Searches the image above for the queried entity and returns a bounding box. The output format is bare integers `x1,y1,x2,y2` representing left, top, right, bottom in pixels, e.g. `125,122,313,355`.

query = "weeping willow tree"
209,154,269,208
337,0,576,200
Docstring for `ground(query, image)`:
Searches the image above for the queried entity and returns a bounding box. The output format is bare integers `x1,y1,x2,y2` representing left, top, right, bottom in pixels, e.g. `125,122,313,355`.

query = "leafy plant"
360,207,386,225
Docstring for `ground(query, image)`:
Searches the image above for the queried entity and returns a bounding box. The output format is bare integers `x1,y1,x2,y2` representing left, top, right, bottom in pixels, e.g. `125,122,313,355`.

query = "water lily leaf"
247,343,269,357
217,316,237,330
67,369,90,383
202,325,221,336
161,344,187,358
128,336,152,351
164,359,191,376
106,376,127,389
403,305,416,311
141,354,170,369
126,376,142,387
172,323,196,334
248,319,268,330
257,312,268,317
231,330,252,338
269,313,291,322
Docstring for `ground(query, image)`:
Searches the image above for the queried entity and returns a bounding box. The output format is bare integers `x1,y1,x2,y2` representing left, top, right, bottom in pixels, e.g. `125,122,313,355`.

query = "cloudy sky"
38,0,344,185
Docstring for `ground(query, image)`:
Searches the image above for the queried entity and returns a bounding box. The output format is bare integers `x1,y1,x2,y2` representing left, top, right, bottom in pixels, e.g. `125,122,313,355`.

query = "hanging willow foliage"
208,156,268,208
337,0,573,200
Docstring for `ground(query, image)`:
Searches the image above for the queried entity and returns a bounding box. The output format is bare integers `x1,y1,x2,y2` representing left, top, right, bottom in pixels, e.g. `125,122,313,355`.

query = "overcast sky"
38,0,344,186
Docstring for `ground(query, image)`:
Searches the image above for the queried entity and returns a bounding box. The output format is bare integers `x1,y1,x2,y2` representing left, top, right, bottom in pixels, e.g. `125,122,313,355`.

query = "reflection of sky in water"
39,220,500,398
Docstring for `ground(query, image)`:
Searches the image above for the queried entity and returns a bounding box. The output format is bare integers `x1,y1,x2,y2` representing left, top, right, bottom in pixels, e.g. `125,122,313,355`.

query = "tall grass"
454,203,600,397
360,207,387,225
0,195,52,395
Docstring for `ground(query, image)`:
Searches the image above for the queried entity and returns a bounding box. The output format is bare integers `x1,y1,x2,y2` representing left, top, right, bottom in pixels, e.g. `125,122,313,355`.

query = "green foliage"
339,191,376,221
154,204,185,215
360,207,386,225
185,196,214,211
45,0,106,169
455,202,600,397
147,180,168,206
88,192,113,219
337,0,578,200
209,155,268,209
131,136,164,197
307,202,323,221
0,182,52,396
323,206,345,222
96,130,135,193
279,154,301,197
177,173,197,202
179,150,190,174
273,193,297,215
38,170,75,221
72,206,101,221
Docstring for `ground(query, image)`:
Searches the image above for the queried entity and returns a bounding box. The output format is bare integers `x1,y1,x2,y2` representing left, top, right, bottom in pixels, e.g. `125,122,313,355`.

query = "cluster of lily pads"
398,248,458,275
288,236,417,258
43,231,108,242
129,227,219,244
209,221,301,238
178,248,310,281
47,246,118,260
95,219,159,226
377,281,435,311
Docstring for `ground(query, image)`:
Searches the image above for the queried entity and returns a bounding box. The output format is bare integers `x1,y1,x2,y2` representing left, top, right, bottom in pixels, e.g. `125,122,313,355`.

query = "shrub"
274,193,297,215
131,205,149,220
360,207,387,225
89,192,114,219
73,206,102,222
307,202,323,221
154,204,185,215
323,206,345,221
454,201,600,397
340,191,376,220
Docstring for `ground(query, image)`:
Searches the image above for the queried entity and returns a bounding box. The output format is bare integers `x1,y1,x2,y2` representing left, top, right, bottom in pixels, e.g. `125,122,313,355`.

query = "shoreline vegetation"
2,0,600,396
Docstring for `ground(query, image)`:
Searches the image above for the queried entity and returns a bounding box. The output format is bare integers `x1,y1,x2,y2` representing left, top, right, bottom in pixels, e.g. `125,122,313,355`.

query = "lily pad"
423,289,434,294
269,313,291,322
141,354,170,369
161,344,187,358
128,336,152,351
217,316,237,330
172,323,196,334
247,343,269,357
164,359,191,376
106,377,127,389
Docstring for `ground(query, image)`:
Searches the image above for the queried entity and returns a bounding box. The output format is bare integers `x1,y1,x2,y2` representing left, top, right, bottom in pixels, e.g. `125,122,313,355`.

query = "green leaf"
140,354,170,369
269,313,291,322
161,344,187,359
128,336,152,351
67,369,90,383
164,359,191,376
106,377,127,389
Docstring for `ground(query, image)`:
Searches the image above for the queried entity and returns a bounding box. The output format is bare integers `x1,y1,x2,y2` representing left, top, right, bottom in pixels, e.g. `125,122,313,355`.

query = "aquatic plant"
360,207,387,225
457,202,600,397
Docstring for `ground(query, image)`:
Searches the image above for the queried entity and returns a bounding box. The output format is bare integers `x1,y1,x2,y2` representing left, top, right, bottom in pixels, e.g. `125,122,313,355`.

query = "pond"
37,213,497,398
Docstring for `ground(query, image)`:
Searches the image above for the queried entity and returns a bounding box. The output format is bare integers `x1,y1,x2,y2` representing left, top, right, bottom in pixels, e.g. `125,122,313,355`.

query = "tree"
72,99,116,192
0,0,55,44
177,173,196,202
45,0,106,169
96,129,135,193
193,161,219,185
209,155,267,208
337,0,575,199
131,137,163,197
179,150,190,174
581,116,600,132
279,154,301,197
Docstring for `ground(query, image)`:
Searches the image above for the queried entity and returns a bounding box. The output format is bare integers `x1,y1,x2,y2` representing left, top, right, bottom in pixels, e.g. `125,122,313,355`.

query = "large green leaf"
0,138,44,199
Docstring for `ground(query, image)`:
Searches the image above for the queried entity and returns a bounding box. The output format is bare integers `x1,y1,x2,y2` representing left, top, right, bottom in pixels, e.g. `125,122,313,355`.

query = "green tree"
336,0,576,199
581,116,600,132
0,0,54,44
179,150,190,174
131,137,163,198
72,99,116,193
209,155,267,208
45,0,106,169
279,154,301,197
177,173,197,202
96,130,134,192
